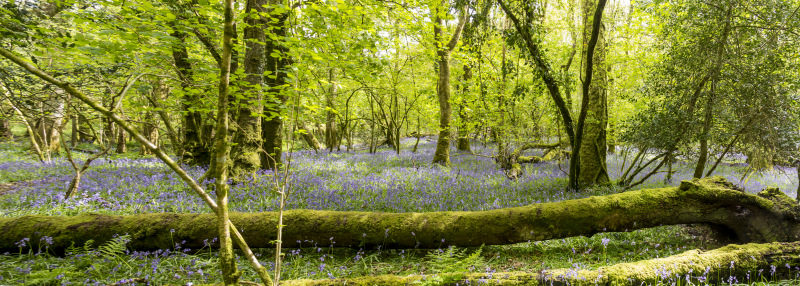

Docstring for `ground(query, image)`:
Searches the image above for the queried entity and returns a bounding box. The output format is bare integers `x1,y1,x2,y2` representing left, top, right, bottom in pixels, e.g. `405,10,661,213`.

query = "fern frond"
99,235,130,260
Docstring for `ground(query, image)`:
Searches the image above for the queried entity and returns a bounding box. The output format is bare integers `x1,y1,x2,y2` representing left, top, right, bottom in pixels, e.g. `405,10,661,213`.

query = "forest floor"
0,137,798,285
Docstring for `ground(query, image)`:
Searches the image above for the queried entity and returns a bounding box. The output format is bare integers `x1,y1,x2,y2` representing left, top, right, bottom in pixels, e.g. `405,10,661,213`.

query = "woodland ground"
0,131,799,285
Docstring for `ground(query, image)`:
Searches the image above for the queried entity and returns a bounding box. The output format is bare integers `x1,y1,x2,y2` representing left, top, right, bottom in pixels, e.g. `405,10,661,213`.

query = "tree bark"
498,142,564,179
569,0,607,190
34,96,65,154
577,0,609,186
456,90,471,153
141,79,166,156
298,121,321,152
0,118,10,139
171,29,209,166
115,128,126,154
214,0,240,283
261,0,291,170
4,177,799,253
140,111,158,156
432,4,467,167
77,113,93,143
230,0,268,179
69,115,77,146
325,69,338,151
456,1,491,154
280,242,800,286
694,87,715,178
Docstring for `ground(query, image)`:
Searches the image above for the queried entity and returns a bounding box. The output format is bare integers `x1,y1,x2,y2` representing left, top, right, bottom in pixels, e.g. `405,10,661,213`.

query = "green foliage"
425,245,488,274
98,235,132,264
623,0,800,159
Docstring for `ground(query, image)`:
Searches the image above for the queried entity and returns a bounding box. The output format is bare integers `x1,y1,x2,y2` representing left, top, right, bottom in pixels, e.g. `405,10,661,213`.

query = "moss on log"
1,177,798,253
279,242,800,286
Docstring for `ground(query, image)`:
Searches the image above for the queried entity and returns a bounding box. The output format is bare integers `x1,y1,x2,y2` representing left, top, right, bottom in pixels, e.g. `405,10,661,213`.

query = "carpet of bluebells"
0,138,795,217
0,137,799,285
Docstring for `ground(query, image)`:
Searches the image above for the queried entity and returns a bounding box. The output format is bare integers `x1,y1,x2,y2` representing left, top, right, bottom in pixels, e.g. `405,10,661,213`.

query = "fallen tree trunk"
281,242,800,286
498,141,567,180
1,177,798,253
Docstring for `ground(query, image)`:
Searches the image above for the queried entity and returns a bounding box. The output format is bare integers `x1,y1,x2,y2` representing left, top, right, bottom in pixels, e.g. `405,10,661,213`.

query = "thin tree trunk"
70,115,78,146
140,110,158,156
706,121,751,177
694,86,715,178
432,3,467,166
214,1,238,283
6,96,46,162
145,95,179,155
325,69,337,151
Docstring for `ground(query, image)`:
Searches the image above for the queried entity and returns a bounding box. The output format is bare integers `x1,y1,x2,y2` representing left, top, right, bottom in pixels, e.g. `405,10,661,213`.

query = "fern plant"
65,239,95,256
425,245,487,273
416,246,488,286
98,235,132,269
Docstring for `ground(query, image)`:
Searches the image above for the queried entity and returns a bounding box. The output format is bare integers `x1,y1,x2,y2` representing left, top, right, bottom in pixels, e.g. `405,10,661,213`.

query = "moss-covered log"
1,177,799,253
280,242,800,286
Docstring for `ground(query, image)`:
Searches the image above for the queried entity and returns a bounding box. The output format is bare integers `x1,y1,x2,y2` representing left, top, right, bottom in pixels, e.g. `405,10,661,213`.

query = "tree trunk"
33,97,65,154
214,1,240,283
230,0,268,179
384,121,395,149
141,80,166,156
499,142,563,179
140,110,158,156
4,177,798,253
575,0,609,187
0,119,10,139
279,242,800,286
569,0,607,190
298,121,321,152
432,3,466,167
1,119,9,139
694,87,715,178
456,62,474,153
261,0,291,170
103,113,116,147
796,163,800,201
325,69,338,151
606,126,615,154
172,29,210,166
115,128,126,154
77,114,93,143
69,115,77,146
